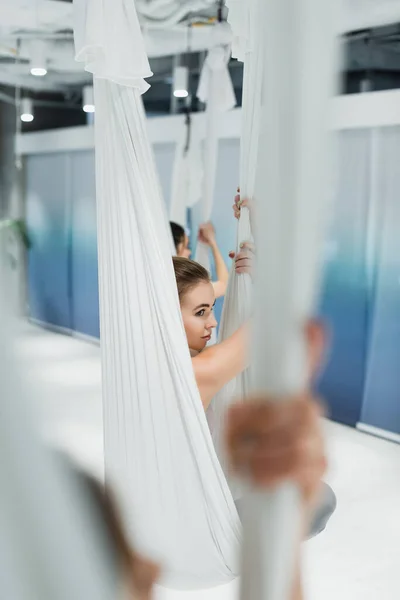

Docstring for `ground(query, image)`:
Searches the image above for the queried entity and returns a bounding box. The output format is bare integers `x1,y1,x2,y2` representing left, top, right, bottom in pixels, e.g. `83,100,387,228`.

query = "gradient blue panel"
360,127,400,435
26,153,72,330
361,274,400,433
70,151,100,338
318,269,369,426
317,130,371,426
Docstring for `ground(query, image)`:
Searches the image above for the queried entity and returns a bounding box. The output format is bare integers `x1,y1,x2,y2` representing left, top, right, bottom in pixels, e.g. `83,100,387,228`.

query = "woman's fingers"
234,243,255,274
226,396,326,504
305,319,327,384
235,260,252,274
233,191,252,221
239,241,255,253
131,553,161,600
230,242,256,274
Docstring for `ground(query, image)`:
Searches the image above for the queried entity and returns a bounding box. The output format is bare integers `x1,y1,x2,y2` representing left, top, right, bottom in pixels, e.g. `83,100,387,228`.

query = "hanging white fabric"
240,0,339,598
206,0,262,492
169,115,203,228
225,0,251,61
195,25,236,273
0,254,115,599
74,0,240,589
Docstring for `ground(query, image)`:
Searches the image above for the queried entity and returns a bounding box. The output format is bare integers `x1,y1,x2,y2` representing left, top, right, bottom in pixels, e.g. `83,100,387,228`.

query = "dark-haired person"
170,221,229,298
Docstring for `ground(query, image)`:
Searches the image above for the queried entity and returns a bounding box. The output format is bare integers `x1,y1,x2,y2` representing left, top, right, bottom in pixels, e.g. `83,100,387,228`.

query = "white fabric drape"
195,26,236,272
239,0,339,598
75,0,240,589
169,116,203,228
225,0,251,61
206,0,261,493
74,0,152,91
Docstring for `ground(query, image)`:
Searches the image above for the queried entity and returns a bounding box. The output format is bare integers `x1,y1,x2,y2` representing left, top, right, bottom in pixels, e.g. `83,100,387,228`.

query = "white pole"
240,0,339,599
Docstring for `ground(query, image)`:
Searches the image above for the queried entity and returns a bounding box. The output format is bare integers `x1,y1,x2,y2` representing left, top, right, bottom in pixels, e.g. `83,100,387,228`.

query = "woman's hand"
229,242,255,277
198,222,216,247
233,188,254,230
130,552,160,600
233,194,250,220
226,393,326,511
226,319,327,515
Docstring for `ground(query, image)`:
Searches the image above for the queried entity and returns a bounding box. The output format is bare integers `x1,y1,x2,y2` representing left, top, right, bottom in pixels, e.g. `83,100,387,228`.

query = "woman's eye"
195,309,206,317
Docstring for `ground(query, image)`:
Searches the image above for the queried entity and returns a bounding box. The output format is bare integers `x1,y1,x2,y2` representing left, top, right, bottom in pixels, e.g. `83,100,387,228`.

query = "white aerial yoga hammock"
74,0,240,589
169,23,234,232
195,27,236,347
237,0,339,599
169,114,203,228
0,259,115,599
207,0,262,485
195,24,236,272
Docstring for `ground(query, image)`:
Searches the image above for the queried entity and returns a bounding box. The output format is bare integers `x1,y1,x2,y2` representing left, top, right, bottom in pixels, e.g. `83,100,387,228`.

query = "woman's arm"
291,561,303,600
198,223,229,298
210,240,229,298
192,322,250,409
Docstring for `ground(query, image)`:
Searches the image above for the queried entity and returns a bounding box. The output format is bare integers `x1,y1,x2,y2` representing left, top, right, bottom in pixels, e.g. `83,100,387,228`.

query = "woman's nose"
207,314,217,329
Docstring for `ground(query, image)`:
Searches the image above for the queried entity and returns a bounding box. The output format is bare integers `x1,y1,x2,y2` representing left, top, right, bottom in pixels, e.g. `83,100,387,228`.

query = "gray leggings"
235,482,337,539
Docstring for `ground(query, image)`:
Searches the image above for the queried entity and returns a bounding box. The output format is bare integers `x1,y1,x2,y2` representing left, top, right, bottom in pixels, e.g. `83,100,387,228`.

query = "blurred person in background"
170,220,229,298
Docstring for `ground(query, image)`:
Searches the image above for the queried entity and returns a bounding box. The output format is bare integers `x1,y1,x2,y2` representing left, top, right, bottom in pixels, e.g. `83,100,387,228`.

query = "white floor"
13,323,400,600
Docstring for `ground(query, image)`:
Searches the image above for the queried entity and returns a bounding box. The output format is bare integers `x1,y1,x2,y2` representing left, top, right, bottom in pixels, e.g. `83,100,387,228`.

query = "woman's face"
177,235,191,258
180,281,217,353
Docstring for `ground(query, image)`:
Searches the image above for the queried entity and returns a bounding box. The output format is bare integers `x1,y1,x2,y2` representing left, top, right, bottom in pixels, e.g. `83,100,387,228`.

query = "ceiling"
2,1,400,93
2,0,400,132
0,0,224,93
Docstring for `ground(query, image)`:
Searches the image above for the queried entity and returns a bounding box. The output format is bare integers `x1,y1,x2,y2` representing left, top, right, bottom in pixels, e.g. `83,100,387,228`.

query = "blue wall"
317,129,371,426
359,127,400,435
26,153,73,330
25,129,400,436
26,150,99,338
70,152,99,338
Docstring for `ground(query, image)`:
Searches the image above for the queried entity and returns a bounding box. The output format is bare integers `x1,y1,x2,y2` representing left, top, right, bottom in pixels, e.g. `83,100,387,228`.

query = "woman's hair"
55,452,159,596
80,472,132,569
173,256,210,300
170,221,185,252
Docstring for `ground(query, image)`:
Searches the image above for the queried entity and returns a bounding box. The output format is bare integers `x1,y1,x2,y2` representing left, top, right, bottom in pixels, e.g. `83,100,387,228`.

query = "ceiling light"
83,85,95,113
173,66,189,98
20,98,34,123
30,40,47,77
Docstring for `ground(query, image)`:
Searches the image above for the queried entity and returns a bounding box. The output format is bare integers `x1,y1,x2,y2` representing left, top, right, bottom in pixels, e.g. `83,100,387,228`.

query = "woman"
173,255,320,410
173,255,336,538
170,221,229,298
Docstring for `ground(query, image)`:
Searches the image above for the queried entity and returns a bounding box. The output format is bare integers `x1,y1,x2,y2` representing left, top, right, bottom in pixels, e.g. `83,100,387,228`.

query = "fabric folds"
75,0,241,588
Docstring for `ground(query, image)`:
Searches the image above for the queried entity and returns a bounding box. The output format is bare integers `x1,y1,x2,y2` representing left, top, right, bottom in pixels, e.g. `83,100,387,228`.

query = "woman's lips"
202,334,211,341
